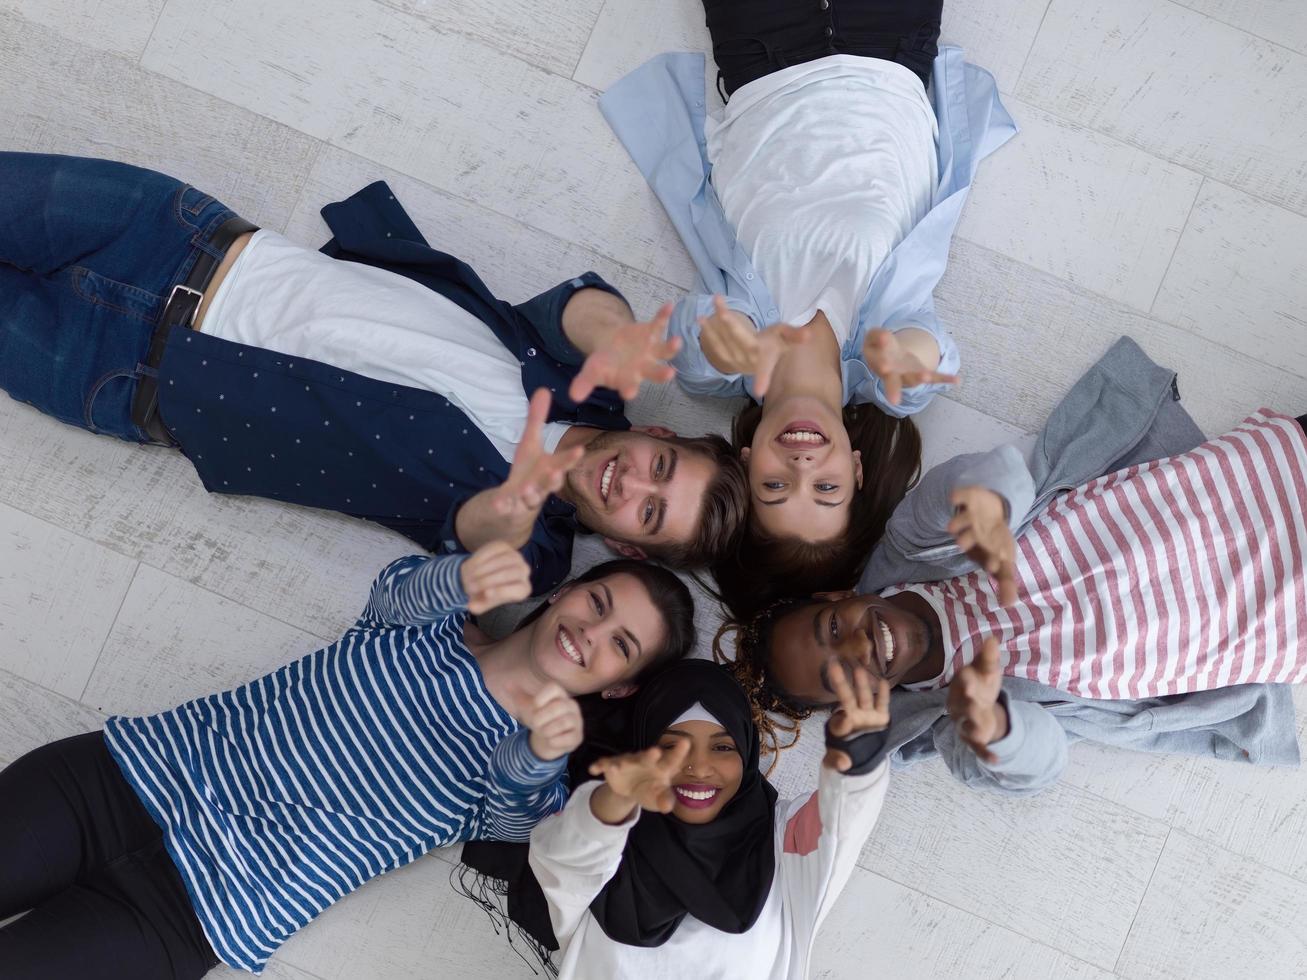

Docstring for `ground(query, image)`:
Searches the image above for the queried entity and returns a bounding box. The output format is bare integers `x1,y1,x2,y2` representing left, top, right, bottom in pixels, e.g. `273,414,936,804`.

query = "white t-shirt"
707,54,939,344
201,229,569,463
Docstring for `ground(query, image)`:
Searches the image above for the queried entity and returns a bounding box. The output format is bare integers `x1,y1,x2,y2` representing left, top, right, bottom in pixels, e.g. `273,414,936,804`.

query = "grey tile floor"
1,0,1306,976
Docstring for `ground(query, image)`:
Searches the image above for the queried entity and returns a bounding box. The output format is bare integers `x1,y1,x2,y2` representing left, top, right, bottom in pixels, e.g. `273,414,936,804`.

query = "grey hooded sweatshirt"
856,336,1301,794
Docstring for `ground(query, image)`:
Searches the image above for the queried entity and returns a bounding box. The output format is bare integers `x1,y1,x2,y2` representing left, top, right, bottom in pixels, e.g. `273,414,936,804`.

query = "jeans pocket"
175,183,217,228
70,266,161,323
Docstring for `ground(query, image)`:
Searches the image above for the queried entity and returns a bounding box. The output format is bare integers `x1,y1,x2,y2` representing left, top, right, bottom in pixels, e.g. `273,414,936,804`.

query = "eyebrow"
755,495,845,508
665,448,678,483
650,499,668,537
603,582,644,659
812,609,827,648
818,660,835,696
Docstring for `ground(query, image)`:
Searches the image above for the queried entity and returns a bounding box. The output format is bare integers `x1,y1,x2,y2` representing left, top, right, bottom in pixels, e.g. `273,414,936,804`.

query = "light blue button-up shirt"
599,47,1017,418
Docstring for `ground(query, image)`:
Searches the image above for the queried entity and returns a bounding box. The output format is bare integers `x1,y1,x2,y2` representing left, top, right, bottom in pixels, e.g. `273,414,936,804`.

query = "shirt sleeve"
872,445,1036,568
931,691,1069,794
360,554,469,626
477,728,570,842
855,309,961,418
666,293,763,399
528,780,638,949
511,271,632,368
778,759,890,952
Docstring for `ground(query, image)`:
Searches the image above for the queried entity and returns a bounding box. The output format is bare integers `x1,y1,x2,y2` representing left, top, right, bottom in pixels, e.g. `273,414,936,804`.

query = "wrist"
528,731,563,762
589,783,639,826
988,701,1010,743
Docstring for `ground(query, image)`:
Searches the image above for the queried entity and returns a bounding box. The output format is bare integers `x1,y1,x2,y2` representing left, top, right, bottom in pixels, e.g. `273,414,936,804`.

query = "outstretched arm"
563,290,681,402
455,389,583,553
861,327,958,408
363,540,534,625
936,638,1068,793
780,665,892,946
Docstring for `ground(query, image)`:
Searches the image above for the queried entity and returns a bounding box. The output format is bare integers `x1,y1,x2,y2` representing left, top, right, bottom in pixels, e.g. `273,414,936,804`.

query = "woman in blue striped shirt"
0,542,695,979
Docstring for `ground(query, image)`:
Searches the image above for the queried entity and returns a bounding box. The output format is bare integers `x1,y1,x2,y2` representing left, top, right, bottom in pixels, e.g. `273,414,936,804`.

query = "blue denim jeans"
0,153,237,442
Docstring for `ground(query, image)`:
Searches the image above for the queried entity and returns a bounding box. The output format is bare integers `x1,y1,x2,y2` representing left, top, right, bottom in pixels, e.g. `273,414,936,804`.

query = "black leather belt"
131,215,260,445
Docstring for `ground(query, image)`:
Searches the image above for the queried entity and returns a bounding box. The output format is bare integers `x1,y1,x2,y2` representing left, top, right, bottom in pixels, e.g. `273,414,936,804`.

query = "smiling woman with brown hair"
599,0,1019,619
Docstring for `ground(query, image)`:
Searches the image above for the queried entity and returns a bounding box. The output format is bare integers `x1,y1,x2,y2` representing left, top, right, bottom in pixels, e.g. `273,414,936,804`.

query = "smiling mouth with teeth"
557,626,585,667
879,621,895,662
599,458,617,503
673,784,719,809
777,430,828,447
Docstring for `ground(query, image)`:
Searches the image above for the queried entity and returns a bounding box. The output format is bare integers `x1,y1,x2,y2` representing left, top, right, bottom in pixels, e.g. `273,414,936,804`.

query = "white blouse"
529,761,890,980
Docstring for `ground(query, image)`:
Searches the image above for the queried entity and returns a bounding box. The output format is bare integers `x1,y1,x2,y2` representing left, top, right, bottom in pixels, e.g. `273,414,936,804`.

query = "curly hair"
712,596,827,765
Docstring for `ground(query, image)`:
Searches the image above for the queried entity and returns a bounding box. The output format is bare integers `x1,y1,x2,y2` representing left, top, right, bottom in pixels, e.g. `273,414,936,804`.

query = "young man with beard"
0,153,749,593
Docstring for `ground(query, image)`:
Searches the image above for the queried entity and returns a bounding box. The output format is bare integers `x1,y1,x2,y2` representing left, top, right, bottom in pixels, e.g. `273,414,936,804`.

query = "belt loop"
716,69,729,104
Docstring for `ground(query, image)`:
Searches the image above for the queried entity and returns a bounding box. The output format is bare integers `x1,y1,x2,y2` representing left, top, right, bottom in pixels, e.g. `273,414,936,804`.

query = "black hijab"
588,659,779,947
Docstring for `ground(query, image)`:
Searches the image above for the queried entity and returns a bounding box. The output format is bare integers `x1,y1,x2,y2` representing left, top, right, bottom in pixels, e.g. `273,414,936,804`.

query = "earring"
601,689,615,700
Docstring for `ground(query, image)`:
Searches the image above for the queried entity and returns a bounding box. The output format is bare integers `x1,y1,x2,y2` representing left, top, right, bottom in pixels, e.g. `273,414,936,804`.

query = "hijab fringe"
449,862,559,978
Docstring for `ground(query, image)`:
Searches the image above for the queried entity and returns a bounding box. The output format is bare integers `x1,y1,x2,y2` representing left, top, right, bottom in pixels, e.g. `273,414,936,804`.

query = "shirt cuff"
495,728,568,791
982,690,1026,765
571,780,641,834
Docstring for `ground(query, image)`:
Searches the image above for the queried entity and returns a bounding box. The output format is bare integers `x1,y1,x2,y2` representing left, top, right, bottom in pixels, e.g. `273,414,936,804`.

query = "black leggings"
0,733,218,980
703,0,945,97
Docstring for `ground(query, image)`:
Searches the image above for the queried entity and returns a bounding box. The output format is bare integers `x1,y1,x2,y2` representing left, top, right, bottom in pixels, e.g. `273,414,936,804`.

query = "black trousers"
0,733,218,980
703,0,945,97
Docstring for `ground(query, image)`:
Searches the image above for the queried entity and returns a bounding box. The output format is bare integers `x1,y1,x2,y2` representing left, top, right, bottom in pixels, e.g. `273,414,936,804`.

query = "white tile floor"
1,0,1305,976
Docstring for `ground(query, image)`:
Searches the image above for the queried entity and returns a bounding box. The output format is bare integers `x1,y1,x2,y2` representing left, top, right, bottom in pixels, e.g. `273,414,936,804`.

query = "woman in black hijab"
525,657,892,979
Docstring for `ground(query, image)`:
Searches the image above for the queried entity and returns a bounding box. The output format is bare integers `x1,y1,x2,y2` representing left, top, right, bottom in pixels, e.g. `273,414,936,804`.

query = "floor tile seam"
851,860,1132,974
76,559,143,702
944,237,1307,386
1009,80,1307,222
1147,175,1205,315
0,491,344,645
0,664,107,719
1160,0,1307,59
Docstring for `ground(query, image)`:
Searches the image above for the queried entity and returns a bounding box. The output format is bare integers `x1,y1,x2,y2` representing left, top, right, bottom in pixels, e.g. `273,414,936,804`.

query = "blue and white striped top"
103,554,566,973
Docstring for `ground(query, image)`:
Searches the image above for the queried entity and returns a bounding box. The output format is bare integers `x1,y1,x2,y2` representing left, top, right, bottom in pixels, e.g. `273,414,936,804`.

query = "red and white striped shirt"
890,412,1307,699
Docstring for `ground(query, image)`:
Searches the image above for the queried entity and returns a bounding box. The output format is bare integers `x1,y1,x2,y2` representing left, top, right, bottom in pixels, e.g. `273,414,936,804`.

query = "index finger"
995,560,1018,606
826,656,857,712
977,637,1001,675
517,388,552,455
658,738,692,774
568,360,601,404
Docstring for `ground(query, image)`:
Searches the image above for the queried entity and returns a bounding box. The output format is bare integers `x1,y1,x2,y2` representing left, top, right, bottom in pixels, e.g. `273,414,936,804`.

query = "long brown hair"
710,401,921,620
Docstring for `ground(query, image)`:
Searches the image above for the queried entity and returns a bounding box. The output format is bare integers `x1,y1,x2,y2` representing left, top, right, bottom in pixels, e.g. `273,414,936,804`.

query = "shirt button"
820,0,829,8
746,273,755,281
527,347,537,357
824,25,833,37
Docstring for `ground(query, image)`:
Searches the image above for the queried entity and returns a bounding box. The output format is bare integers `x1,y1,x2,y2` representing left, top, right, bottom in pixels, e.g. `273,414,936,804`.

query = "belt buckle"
168,283,205,328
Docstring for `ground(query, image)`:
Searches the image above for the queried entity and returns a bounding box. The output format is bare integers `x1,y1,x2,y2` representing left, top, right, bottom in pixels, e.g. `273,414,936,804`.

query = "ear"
602,682,638,700
813,589,857,601
603,537,648,561
852,449,864,490
548,584,573,604
633,424,677,439
739,445,751,463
